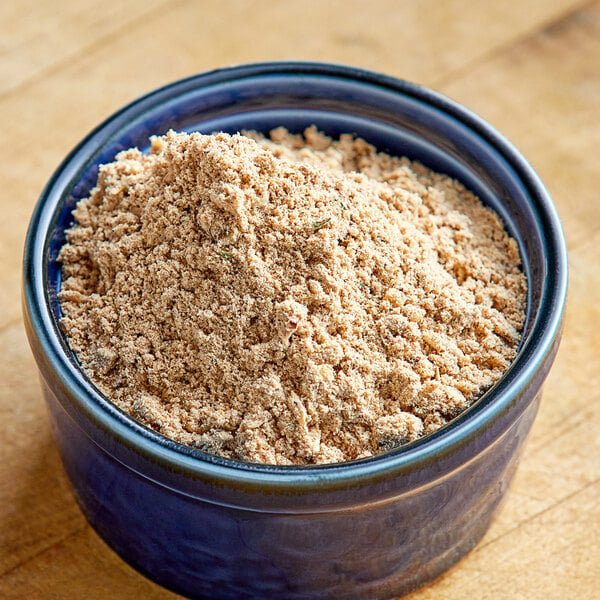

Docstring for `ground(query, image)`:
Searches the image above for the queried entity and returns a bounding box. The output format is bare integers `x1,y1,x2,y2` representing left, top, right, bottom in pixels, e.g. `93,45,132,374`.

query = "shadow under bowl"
23,62,567,600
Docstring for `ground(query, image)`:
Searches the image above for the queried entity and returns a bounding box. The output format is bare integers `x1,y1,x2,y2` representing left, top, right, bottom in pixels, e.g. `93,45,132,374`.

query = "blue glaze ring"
23,62,567,599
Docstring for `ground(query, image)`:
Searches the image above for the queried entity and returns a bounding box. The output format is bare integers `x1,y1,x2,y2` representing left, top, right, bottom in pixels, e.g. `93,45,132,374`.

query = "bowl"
22,62,568,599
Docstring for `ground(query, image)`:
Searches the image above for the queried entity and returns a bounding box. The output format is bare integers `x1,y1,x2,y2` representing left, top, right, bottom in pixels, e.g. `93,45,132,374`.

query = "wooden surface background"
1,1,599,598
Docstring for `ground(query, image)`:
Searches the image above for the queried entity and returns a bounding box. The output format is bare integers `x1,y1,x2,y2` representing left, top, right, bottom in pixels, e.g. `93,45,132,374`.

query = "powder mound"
59,127,527,465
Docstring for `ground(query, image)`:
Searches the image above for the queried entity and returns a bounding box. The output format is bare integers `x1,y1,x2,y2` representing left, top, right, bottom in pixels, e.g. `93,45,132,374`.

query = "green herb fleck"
216,249,235,260
312,218,331,230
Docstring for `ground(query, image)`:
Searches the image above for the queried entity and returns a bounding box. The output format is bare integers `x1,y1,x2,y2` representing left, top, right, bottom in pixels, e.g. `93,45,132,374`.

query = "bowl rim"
23,61,568,492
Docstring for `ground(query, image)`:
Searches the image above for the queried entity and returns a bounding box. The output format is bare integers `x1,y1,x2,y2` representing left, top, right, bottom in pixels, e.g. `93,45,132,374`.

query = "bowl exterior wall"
43,377,540,600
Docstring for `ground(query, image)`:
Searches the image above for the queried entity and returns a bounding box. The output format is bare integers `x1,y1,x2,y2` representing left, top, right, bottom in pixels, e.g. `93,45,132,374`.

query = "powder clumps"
58,126,527,465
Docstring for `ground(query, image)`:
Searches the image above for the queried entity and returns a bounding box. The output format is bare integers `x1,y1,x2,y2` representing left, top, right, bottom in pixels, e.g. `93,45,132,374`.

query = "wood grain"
1,1,598,598
0,0,170,96
439,4,600,248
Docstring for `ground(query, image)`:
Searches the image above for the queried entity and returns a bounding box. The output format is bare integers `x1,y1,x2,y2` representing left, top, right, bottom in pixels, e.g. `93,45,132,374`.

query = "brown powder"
58,126,527,465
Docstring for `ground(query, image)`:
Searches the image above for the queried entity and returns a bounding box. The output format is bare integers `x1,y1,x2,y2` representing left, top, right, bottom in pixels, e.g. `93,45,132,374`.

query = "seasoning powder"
58,127,527,465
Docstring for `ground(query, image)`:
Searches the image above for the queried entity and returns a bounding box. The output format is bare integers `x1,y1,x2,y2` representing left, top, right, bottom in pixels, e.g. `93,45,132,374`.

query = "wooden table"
1,1,598,598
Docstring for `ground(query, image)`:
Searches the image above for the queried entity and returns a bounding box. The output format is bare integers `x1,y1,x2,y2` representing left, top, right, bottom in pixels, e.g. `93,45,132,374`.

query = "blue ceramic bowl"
23,62,567,599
